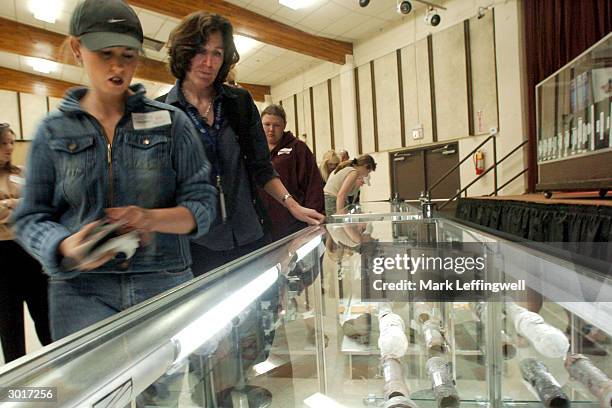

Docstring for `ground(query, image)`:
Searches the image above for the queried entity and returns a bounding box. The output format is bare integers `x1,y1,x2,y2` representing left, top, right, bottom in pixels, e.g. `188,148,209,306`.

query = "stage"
454,194,611,272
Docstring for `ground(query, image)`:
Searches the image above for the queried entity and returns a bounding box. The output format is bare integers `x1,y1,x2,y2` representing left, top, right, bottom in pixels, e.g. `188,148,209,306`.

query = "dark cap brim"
80,32,142,51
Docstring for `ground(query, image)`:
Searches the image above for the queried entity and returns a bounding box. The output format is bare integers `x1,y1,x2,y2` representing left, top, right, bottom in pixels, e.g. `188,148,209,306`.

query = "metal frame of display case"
1,208,610,408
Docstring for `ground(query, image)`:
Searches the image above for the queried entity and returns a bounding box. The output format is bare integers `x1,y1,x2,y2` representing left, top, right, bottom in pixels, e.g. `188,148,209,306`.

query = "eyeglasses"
0,123,9,129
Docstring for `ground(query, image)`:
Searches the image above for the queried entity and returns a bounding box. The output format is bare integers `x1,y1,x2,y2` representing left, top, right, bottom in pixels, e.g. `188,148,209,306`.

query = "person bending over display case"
324,154,377,217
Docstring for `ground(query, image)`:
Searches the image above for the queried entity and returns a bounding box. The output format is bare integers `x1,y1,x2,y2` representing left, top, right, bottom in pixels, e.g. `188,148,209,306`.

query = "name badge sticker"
278,148,293,155
132,111,172,130
9,175,25,185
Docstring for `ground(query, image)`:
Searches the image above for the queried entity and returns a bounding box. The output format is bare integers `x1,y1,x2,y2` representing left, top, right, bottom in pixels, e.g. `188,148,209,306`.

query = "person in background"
259,104,324,241
324,154,376,217
338,149,350,162
319,149,340,184
13,0,216,341
0,123,52,363
159,11,324,276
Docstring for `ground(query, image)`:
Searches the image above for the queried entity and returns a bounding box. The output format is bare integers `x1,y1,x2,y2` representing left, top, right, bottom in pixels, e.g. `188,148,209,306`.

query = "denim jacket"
14,84,217,278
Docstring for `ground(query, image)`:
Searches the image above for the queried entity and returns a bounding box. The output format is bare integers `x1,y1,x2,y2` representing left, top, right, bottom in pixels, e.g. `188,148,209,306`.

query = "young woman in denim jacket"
13,0,217,340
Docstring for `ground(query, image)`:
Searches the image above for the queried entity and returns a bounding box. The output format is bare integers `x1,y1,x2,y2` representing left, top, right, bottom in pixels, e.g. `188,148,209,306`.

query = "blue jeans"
49,268,193,340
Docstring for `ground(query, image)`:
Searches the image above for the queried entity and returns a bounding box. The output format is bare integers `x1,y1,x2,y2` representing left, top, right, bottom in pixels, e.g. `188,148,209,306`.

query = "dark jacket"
258,131,324,241
160,83,278,250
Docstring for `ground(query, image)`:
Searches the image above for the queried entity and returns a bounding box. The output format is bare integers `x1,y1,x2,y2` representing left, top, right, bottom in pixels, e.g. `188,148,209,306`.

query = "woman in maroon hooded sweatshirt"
259,104,324,241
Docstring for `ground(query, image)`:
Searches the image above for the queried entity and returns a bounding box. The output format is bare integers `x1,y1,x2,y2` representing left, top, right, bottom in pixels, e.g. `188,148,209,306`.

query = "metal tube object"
565,353,612,408
426,357,460,408
382,358,411,400
414,302,432,323
520,358,570,408
423,319,445,353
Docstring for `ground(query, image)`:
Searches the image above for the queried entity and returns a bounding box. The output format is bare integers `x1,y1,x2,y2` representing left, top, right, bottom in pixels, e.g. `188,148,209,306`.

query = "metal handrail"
434,138,529,211
428,133,497,194
489,168,528,196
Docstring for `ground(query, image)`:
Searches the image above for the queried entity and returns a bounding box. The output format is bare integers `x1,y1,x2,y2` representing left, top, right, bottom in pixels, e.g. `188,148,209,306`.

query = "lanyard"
184,100,228,222
184,101,223,179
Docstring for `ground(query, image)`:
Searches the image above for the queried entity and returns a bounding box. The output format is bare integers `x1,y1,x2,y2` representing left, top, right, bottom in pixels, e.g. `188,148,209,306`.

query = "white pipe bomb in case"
565,353,612,408
378,310,408,359
414,302,433,323
422,319,445,353
426,357,460,408
506,303,569,358
520,358,570,408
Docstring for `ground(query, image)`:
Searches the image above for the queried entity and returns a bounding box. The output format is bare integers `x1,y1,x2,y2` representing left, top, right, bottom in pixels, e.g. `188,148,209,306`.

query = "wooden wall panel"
296,92,306,144
301,90,314,152
469,13,498,135
432,24,469,141
282,96,296,136
330,76,344,152
313,82,331,161
0,90,21,139
357,63,375,154
19,93,47,141
400,40,433,146
48,96,62,112
374,52,402,151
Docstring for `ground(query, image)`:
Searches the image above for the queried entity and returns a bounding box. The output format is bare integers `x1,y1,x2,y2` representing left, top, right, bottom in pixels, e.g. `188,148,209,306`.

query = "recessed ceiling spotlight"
26,57,59,74
29,0,62,23
279,0,316,11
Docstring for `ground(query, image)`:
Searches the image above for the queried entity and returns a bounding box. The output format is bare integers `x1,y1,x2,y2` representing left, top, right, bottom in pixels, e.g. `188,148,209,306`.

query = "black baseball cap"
70,0,144,51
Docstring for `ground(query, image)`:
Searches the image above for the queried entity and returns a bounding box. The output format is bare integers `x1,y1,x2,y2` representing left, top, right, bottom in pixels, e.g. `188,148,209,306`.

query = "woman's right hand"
58,221,116,271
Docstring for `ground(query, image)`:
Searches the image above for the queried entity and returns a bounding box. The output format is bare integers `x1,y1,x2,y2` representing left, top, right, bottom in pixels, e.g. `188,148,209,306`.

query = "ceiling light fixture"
279,0,315,10
29,0,62,23
234,35,259,56
26,57,59,74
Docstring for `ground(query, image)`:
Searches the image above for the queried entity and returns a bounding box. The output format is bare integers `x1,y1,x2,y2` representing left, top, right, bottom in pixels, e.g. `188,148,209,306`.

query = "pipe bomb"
384,396,420,408
565,354,612,408
501,330,517,360
520,358,570,408
422,319,445,353
379,313,409,358
426,357,460,408
506,303,569,358
414,302,433,323
382,358,411,400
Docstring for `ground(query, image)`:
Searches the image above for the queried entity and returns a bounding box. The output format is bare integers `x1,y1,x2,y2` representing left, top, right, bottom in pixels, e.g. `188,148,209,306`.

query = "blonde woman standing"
319,149,340,184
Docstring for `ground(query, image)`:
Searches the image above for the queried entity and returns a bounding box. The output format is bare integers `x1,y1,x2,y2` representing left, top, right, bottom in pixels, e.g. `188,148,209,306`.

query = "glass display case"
329,201,421,223
536,31,612,193
1,212,610,408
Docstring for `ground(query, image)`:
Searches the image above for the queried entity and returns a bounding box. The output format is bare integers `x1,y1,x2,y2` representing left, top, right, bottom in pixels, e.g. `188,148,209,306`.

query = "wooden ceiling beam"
128,0,353,65
0,66,76,98
0,17,270,101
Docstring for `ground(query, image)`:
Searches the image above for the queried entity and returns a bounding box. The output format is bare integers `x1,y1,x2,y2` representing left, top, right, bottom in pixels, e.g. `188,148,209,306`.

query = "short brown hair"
167,12,239,84
261,104,286,124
